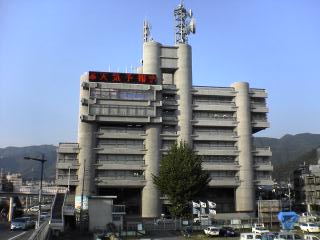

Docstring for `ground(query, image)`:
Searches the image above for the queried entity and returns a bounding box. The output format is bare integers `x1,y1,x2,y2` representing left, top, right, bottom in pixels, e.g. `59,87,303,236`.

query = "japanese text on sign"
89,71,157,85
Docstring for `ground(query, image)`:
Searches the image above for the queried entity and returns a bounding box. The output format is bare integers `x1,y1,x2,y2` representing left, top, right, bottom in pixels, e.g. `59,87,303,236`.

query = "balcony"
57,144,79,154
95,176,146,187
192,86,235,97
56,175,79,186
251,103,268,113
253,148,272,157
56,160,79,170
250,89,268,98
86,104,160,123
192,132,236,141
163,99,178,106
96,131,145,139
254,176,274,186
95,161,145,170
202,162,240,171
192,118,237,127
254,161,273,171
162,115,178,122
196,148,239,156
193,102,236,112
95,147,145,155
252,119,270,129
208,176,240,187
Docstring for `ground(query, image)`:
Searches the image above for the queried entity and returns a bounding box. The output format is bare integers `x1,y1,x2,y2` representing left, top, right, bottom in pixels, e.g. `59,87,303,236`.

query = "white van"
274,232,302,240
241,233,262,240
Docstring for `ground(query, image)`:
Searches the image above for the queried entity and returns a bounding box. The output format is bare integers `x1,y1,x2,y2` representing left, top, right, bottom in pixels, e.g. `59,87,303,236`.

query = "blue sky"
0,0,319,147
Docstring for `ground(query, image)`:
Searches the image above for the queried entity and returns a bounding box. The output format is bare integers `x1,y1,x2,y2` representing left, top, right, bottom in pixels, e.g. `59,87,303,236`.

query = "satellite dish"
189,9,193,17
189,18,196,34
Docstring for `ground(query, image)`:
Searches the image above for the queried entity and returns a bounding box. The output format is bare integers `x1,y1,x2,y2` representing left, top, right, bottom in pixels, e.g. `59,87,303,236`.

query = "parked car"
204,226,220,236
304,234,320,240
155,215,173,224
299,213,318,223
262,232,279,240
240,232,262,240
219,227,239,237
10,217,29,231
193,215,211,225
300,223,320,233
274,232,302,240
253,227,270,234
252,223,266,232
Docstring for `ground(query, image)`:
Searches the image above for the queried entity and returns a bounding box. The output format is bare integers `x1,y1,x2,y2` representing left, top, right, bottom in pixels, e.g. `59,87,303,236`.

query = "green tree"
153,141,210,217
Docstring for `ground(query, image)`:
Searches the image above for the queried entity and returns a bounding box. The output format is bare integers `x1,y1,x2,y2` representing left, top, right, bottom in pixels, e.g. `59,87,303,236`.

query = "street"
0,222,35,240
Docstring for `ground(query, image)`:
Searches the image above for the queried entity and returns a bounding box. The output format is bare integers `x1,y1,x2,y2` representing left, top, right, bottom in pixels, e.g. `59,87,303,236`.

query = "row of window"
97,154,144,162
90,105,154,117
90,89,154,101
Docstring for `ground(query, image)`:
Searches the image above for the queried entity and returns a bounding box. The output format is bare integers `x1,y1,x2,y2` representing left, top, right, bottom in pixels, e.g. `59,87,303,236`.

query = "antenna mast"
143,20,151,43
174,2,196,44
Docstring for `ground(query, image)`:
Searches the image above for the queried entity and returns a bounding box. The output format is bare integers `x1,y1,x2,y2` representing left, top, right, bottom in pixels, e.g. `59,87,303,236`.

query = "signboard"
89,71,157,85
75,195,88,211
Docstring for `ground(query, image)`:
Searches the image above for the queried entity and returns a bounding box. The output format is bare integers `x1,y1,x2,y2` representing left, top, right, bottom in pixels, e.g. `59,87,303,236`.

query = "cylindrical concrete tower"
174,44,193,145
232,82,255,212
141,41,161,217
76,74,97,198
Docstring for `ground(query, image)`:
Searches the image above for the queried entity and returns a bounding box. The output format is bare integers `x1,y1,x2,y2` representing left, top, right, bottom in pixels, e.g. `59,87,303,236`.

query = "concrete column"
8,197,14,222
231,82,255,212
141,41,161,217
174,44,192,145
142,125,161,217
76,74,97,198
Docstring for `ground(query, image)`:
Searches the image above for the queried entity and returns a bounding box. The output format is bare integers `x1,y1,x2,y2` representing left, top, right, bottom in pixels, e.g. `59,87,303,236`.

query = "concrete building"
293,148,320,213
56,3,272,218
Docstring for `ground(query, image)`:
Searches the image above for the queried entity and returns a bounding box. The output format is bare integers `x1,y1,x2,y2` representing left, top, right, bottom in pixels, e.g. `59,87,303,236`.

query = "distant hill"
0,145,57,180
254,133,320,180
1,133,320,181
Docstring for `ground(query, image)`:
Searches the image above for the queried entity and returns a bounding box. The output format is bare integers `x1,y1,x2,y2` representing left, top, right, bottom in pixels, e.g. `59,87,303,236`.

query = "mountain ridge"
1,133,320,181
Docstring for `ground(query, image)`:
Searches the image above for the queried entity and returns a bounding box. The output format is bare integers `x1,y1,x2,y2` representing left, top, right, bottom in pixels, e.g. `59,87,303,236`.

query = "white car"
300,223,320,233
10,218,29,230
253,227,270,234
193,215,211,225
240,233,262,240
304,234,320,240
274,232,302,240
204,226,220,236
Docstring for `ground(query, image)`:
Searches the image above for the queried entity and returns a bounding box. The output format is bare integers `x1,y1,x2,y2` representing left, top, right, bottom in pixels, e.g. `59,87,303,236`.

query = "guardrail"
27,220,50,240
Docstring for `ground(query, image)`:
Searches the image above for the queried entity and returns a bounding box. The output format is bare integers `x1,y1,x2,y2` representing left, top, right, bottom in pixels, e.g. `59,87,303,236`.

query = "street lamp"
24,154,46,229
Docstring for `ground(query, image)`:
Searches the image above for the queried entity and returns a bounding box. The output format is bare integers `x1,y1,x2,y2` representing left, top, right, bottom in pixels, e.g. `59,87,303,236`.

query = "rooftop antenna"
174,1,196,44
143,20,152,43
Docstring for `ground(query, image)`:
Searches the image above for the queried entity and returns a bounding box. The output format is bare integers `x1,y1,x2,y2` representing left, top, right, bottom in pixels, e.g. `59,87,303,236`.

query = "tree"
153,141,210,218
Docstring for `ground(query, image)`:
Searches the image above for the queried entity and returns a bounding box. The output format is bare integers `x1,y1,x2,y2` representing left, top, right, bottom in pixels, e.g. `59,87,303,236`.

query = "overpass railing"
27,220,50,240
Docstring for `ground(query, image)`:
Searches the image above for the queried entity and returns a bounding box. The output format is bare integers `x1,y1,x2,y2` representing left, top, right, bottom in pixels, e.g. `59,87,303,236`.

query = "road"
0,222,35,240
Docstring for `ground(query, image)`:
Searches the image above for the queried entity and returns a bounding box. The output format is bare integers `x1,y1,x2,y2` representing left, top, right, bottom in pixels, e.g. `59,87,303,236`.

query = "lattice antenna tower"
174,2,196,44
143,20,152,43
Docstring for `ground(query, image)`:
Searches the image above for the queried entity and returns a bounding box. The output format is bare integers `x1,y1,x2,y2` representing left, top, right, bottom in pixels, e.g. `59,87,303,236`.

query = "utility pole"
24,154,46,229
288,180,292,211
67,167,71,192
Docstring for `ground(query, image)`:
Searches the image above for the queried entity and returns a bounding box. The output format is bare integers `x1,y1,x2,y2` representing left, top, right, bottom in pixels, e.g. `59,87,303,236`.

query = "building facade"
294,148,320,212
56,4,273,218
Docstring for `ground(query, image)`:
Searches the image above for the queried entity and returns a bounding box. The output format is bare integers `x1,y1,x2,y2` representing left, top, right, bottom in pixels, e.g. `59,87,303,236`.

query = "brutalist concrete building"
56,3,273,218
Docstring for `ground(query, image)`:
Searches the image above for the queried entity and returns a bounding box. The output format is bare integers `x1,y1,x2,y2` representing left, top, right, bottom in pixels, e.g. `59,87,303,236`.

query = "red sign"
89,71,157,85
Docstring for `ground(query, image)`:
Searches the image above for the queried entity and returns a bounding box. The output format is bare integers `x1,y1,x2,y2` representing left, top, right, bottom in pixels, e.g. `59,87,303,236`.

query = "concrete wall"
76,74,97,197
174,44,193,145
88,198,113,231
232,82,255,212
141,41,162,217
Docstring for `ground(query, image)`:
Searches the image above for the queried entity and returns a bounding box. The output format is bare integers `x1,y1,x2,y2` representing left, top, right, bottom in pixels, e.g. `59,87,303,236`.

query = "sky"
0,0,320,148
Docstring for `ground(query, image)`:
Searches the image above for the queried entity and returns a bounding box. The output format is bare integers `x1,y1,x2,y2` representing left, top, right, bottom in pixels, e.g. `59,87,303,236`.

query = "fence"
27,220,51,240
